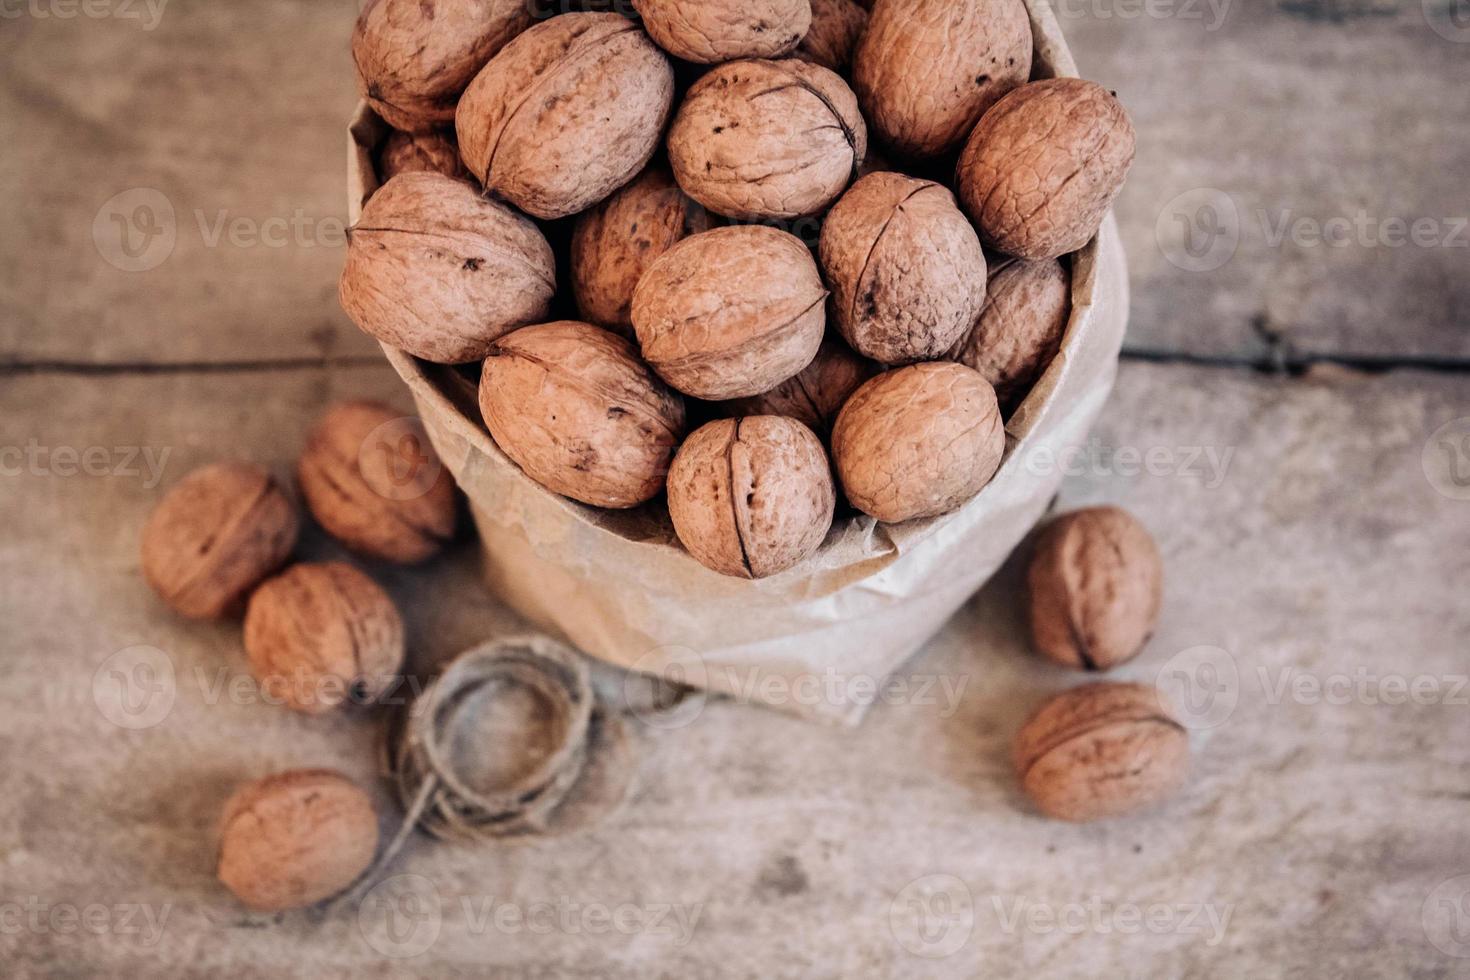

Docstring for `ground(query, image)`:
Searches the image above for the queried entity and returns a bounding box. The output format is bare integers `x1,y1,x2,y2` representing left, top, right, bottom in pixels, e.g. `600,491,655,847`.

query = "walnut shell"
1014,683,1189,822
570,165,713,335
948,257,1070,412
243,562,406,714
718,336,877,437
218,769,379,911
956,79,1137,260
820,172,987,365
141,462,299,620
352,0,533,133
456,13,675,220
853,0,1031,159
634,0,812,64
376,129,470,184
667,59,866,221
795,0,868,74
297,401,457,564
1027,507,1163,671
832,362,1003,523
340,172,555,364
667,417,835,578
632,225,827,400
479,321,688,508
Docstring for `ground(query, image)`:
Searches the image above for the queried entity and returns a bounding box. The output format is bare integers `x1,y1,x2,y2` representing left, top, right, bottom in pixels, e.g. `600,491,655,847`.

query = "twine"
329,636,608,914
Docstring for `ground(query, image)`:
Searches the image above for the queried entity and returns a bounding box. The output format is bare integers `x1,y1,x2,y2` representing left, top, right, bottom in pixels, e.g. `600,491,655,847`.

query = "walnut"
956,79,1137,260
634,0,812,64
948,257,1070,412
141,462,298,620
632,225,827,400
339,172,555,364
1013,683,1189,822
1026,507,1163,671
479,321,688,509
819,172,988,365
352,0,533,133
376,129,470,184
667,417,834,578
297,401,457,564
831,362,1003,523
667,58,866,220
717,336,877,437
570,164,713,336
243,562,406,714
795,0,868,74
217,769,379,911
853,0,1031,159
456,13,675,220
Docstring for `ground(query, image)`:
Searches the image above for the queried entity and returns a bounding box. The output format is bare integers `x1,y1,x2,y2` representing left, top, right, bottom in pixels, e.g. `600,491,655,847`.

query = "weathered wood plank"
3,3,1466,368
1068,3,1470,362
1,360,1465,976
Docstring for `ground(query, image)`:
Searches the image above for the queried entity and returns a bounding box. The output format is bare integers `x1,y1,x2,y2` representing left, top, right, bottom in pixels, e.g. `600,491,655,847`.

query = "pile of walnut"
140,402,457,720
140,402,458,909
342,0,1135,581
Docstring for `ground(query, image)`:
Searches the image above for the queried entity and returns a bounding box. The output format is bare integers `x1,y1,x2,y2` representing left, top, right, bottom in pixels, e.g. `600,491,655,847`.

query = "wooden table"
2,3,1467,976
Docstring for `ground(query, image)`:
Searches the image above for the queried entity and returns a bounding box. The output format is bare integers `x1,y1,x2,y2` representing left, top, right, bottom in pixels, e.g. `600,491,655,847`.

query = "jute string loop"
330,635,610,914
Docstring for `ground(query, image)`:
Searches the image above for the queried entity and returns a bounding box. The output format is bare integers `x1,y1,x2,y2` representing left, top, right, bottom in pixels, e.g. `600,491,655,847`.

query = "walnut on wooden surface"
243,562,406,714
140,462,299,620
297,401,457,564
1014,683,1189,822
1026,506,1163,671
217,769,379,911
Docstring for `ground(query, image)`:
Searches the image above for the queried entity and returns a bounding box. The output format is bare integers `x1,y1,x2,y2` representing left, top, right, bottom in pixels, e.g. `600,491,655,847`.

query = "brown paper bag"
344,0,1129,726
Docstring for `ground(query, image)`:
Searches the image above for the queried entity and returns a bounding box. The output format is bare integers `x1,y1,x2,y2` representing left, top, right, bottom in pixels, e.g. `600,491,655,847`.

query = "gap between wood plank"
1,351,1468,378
